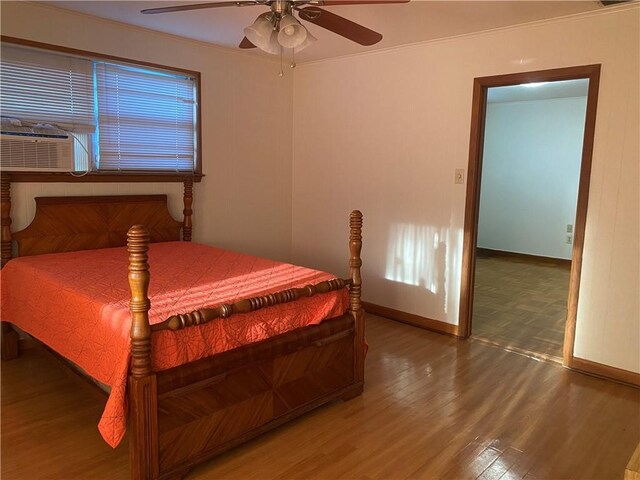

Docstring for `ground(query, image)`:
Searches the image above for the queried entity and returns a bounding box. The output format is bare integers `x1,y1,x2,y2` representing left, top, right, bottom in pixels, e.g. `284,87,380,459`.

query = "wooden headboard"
0,178,194,263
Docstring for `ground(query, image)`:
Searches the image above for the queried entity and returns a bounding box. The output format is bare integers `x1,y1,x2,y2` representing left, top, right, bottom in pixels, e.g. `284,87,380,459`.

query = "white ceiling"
487,79,590,103
46,1,606,63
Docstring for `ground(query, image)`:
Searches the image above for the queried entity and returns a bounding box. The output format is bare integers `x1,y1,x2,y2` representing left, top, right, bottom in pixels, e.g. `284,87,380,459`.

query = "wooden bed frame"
0,177,365,480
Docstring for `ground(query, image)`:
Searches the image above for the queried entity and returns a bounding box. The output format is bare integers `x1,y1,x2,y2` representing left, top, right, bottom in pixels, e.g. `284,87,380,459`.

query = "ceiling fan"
141,0,409,54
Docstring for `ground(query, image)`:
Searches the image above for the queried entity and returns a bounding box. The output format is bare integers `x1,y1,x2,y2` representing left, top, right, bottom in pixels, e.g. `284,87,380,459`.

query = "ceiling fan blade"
297,7,382,46
141,1,258,15
319,0,409,5
239,37,257,49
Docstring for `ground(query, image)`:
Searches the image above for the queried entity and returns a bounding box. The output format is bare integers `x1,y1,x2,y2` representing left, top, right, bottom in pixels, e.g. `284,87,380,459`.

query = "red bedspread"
0,242,348,447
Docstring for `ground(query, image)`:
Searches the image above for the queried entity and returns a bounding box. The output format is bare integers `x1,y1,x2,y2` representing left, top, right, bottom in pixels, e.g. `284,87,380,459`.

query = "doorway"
458,65,601,367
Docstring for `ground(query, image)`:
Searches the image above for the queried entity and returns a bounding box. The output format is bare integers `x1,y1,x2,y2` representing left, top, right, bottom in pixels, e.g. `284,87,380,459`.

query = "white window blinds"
96,62,196,172
0,44,95,133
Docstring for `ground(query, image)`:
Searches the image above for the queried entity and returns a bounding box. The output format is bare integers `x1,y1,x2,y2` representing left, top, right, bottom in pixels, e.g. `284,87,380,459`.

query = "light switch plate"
455,169,465,185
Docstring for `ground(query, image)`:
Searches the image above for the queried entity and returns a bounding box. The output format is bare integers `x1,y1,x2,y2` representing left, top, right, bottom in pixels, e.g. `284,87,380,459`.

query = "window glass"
0,43,198,175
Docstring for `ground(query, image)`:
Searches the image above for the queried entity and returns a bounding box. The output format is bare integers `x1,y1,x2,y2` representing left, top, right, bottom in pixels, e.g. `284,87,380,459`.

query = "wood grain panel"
156,327,355,473
13,195,182,256
156,315,354,395
158,366,272,431
272,335,352,387
273,344,353,416
154,317,356,474
159,391,274,470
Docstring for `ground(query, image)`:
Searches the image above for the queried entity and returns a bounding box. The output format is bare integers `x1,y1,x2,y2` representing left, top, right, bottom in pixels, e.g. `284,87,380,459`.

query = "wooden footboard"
156,315,355,479
127,211,364,480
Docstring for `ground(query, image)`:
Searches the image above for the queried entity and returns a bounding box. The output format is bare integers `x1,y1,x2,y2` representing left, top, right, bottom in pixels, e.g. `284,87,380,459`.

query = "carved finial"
349,210,363,314
1,176,12,268
128,225,152,378
183,178,193,241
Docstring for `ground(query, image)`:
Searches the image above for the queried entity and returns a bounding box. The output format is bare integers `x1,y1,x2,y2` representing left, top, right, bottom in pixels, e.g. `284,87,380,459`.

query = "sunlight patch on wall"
444,224,464,317
385,223,447,294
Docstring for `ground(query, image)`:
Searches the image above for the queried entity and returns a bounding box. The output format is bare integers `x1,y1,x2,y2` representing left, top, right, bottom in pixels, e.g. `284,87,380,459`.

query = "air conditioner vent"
1,133,75,172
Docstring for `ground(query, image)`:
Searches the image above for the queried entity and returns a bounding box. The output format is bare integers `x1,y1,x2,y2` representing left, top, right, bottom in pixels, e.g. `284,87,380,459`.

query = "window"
96,63,196,172
0,46,95,132
0,40,200,180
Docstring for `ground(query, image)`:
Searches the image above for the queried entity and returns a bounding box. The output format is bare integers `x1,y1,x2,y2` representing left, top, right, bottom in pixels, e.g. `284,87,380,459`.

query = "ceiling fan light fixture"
265,30,282,55
277,14,308,49
243,13,275,50
143,1,397,54
295,30,317,52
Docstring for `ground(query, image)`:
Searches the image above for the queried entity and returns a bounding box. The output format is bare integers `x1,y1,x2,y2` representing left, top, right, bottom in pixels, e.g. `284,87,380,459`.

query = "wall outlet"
566,235,573,244
455,168,465,185
567,224,573,233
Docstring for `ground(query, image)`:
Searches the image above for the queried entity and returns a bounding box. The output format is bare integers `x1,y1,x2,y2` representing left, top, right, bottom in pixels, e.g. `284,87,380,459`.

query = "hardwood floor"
472,252,571,360
2,314,639,479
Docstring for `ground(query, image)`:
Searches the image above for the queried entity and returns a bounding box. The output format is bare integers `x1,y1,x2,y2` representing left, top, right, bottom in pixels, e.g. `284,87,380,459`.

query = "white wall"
292,6,640,373
478,96,587,260
2,3,638,374
0,1,293,262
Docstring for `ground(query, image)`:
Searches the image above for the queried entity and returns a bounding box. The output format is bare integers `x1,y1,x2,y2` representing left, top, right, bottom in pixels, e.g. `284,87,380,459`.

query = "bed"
0,177,365,480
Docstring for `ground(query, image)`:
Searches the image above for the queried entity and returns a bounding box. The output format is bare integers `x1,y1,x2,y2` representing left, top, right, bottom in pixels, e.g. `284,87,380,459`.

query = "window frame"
1,36,203,183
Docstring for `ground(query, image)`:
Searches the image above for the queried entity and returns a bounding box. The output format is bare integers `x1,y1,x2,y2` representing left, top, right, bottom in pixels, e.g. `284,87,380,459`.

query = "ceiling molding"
27,0,639,66
298,1,639,66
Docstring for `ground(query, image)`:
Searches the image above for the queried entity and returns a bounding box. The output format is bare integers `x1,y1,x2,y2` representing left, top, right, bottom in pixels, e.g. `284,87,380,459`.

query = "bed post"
1,175,19,361
182,178,193,242
1,175,12,267
127,225,159,480
348,210,365,390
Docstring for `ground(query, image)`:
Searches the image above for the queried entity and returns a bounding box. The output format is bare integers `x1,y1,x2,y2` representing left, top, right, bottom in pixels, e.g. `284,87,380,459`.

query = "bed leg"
128,225,159,480
348,210,365,389
129,375,159,480
1,322,19,361
340,382,364,401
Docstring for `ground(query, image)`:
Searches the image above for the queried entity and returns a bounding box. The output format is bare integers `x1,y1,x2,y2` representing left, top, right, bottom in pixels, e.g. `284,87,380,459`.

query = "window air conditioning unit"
1,129,75,172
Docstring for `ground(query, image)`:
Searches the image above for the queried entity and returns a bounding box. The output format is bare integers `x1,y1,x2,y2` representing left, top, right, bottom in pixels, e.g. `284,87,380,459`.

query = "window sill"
4,171,203,183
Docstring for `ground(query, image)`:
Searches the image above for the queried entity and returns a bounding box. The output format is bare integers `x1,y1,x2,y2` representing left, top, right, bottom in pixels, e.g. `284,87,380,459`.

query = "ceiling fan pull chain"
291,48,297,69
279,46,284,77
